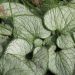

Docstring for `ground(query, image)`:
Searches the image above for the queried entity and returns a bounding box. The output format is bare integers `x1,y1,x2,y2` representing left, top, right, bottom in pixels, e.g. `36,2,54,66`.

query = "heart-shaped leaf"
6,39,33,59
48,45,75,75
44,6,75,31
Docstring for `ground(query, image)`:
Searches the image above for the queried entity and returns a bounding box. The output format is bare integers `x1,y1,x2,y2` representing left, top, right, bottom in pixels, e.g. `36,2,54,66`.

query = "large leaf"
44,6,75,31
48,45,75,75
13,15,50,43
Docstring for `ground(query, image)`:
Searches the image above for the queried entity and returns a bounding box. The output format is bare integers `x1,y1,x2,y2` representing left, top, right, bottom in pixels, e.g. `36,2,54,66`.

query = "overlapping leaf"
0,45,3,57
0,24,12,35
48,45,75,75
44,5,75,75
4,38,46,75
44,6,75,31
13,15,50,43
6,39,33,59
1,1,75,75
0,54,35,75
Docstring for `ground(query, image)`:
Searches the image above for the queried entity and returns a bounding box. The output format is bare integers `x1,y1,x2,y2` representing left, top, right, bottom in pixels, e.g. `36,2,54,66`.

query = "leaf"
6,39,33,59
0,54,35,75
13,15,50,43
0,24,12,36
34,39,43,47
57,34,75,49
48,45,75,75
26,61,45,75
44,6,75,31
1,2,50,43
5,68,33,75
0,24,12,45
1,2,33,17
0,52,46,75
71,0,75,3
33,47,48,71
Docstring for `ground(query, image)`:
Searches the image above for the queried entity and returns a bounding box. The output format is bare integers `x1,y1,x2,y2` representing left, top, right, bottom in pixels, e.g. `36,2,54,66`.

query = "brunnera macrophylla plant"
0,1,75,75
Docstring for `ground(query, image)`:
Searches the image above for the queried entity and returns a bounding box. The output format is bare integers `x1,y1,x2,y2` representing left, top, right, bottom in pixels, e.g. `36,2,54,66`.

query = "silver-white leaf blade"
0,2,33,17
57,34,75,49
44,6,75,31
48,45,75,75
33,47,48,71
6,39,32,58
26,61,45,75
0,54,35,75
13,16,50,43
0,45,3,57
0,24,12,36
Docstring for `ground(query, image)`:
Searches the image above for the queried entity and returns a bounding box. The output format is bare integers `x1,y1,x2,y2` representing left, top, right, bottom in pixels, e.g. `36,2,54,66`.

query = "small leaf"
33,47,48,71
0,45,3,57
57,34,75,49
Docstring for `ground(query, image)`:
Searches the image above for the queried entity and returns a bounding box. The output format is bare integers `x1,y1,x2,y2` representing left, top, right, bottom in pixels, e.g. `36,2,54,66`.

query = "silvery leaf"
0,24,12,36
57,34,75,49
0,2,33,17
33,47,48,71
6,39,33,59
48,45,75,75
44,6,75,31
13,16,50,43
0,54,35,75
